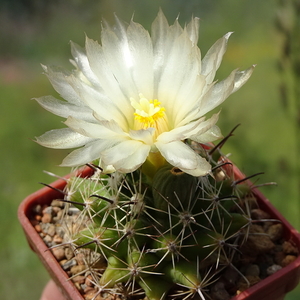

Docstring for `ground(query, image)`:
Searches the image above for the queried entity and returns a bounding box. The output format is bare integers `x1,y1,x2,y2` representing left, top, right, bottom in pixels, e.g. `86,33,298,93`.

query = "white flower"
35,10,254,176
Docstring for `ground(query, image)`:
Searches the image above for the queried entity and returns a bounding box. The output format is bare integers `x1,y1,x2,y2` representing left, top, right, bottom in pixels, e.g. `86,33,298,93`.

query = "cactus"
34,10,260,299
54,132,260,300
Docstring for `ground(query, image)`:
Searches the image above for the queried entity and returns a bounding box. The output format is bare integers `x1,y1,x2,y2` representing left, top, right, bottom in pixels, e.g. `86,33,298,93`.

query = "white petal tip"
224,32,234,39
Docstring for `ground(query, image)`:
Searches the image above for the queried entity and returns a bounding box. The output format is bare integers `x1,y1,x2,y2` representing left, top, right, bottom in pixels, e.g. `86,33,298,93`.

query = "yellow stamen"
131,94,166,129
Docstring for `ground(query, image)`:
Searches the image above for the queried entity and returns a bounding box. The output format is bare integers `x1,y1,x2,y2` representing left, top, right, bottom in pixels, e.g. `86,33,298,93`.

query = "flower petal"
155,140,211,176
152,11,201,96
70,41,101,88
191,125,222,143
172,74,206,127
42,65,83,106
69,77,129,129
157,113,220,145
185,16,200,46
156,32,202,125
201,32,233,84
188,113,221,140
157,117,206,143
232,65,256,93
65,116,127,140
101,18,138,98
35,128,93,149
84,37,134,127
60,140,116,167
152,12,195,104
151,9,169,41
199,69,237,117
125,19,154,98
35,96,94,122
102,140,151,172
129,128,155,145
199,65,255,117
151,10,183,73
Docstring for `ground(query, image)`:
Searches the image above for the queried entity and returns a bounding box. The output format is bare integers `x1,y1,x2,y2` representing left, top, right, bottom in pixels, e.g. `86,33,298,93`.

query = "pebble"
71,275,86,284
59,259,67,266
62,258,77,270
53,234,63,244
43,206,53,215
84,289,102,300
70,264,87,276
65,247,75,260
221,269,239,295
55,226,65,238
266,223,283,242
237,275,261,292
55,209,64,220
47,224,56,237
51,199,65,208
52,206,61,214
274,250,285,265
76,252,87,265
245,264,260,277
33,204,42,214
210,281,231,300
51,247,65,261
35,214,42,222
281,255,297,267
241,224,275,256
266,264,282,275
43,234,53,247
34,224,42,233
251,208,273,230
41,213,52,223
84,286,95,294
251,209,270,220
282,241,299,255
85,275,94,287
246,275,261,287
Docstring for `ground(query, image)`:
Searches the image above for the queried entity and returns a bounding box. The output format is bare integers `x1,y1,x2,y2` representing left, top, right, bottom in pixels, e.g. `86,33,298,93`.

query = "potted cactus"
19,10,300,300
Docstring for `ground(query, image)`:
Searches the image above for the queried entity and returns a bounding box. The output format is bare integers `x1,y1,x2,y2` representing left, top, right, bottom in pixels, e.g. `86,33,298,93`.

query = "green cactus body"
210,212,249,235
100,251,163,288
150,233,182,261
180,230,225,260
165,260,201,289
100,255,130,287
137,275,173,300
120,218,150,251
127,250,159,270
67,177,125,227
63,140,262,299
152,163,198,212
73,226,127,258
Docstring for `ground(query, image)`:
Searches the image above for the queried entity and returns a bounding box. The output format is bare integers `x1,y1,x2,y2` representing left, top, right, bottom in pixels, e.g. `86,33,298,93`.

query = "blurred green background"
1,0,299,299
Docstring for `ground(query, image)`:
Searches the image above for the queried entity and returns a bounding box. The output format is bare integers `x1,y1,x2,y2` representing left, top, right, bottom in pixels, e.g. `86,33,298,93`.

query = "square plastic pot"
18,166,300,300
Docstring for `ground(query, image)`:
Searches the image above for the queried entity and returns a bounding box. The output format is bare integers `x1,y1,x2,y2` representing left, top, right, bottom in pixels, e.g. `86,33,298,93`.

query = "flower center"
131,94,166,129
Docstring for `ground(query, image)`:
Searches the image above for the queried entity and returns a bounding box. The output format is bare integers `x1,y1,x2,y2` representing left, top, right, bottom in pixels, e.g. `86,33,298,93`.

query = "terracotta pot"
18,166,300,300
